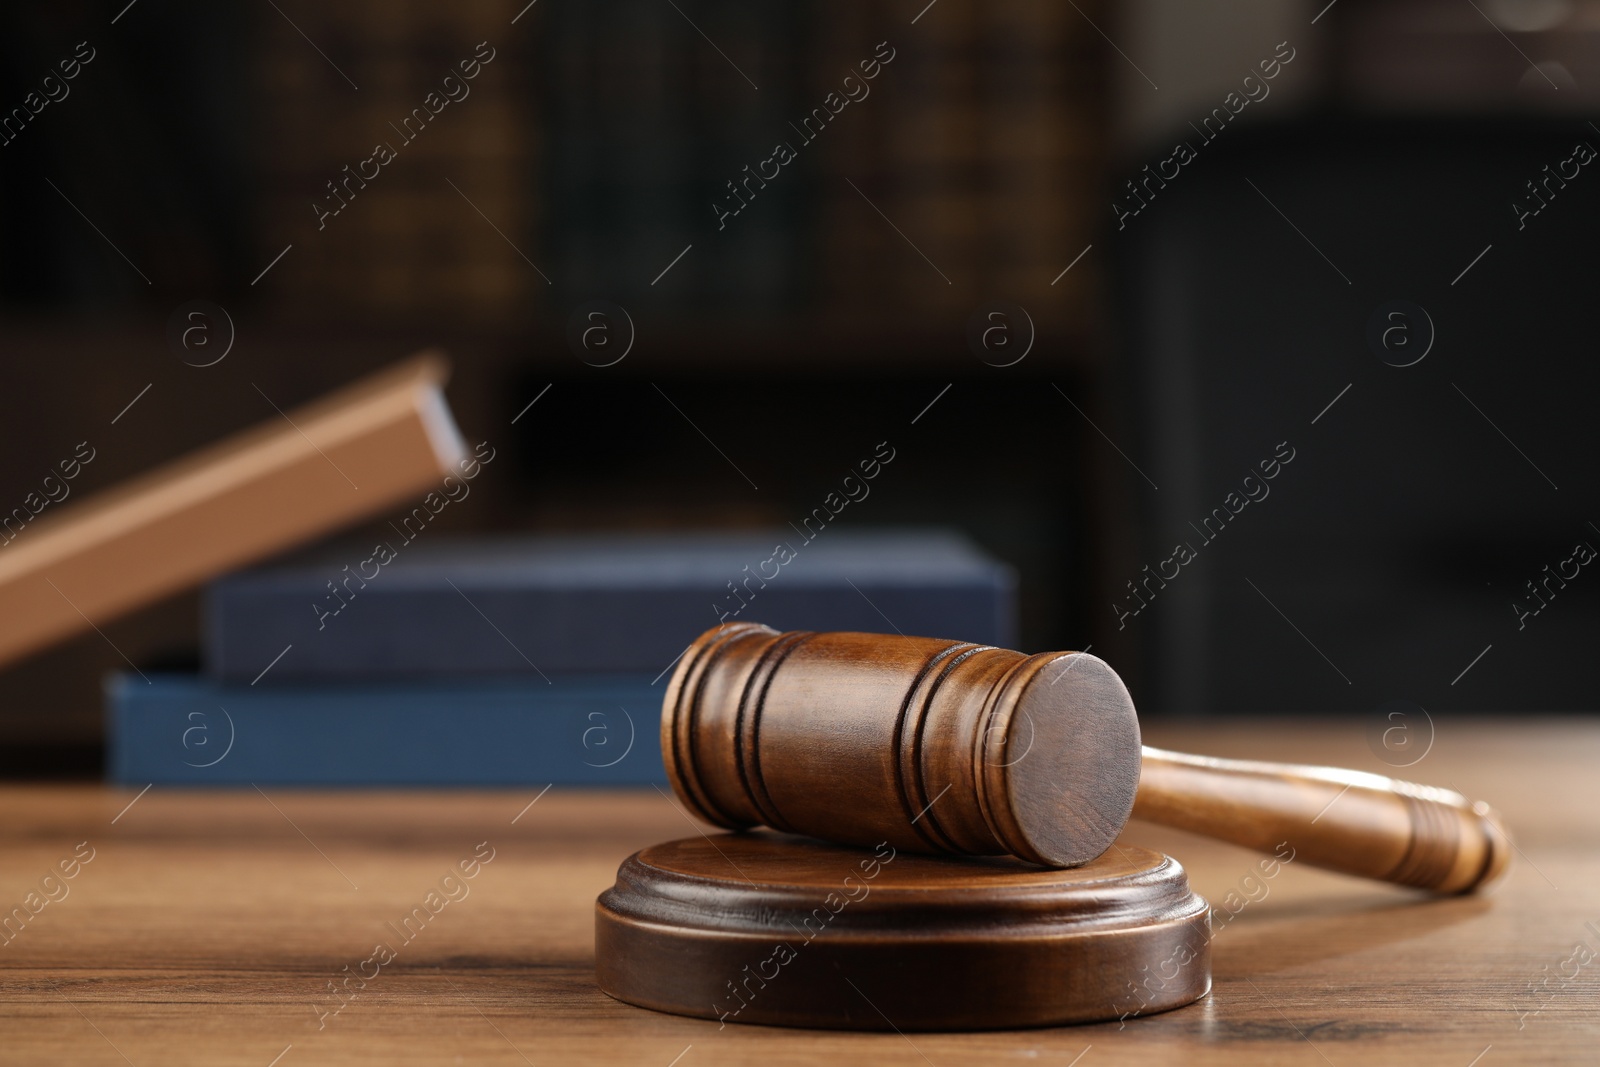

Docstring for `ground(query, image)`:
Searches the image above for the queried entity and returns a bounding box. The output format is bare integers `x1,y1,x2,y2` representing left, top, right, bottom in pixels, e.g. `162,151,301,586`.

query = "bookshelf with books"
252,0,537,329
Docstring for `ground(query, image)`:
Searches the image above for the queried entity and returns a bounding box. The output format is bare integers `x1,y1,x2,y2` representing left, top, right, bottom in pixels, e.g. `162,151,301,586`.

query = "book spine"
106,674,666,786
206,581,1013,683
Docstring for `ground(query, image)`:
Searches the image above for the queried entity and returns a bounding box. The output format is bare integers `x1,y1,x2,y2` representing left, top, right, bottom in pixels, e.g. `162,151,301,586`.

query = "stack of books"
106,529,1015,786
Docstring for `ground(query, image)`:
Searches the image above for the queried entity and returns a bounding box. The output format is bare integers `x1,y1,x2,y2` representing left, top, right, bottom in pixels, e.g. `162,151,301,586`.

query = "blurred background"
2,0,1596,774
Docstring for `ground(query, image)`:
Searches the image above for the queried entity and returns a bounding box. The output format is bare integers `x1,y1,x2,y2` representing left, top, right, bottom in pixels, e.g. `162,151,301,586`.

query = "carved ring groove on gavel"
662,623,1511,894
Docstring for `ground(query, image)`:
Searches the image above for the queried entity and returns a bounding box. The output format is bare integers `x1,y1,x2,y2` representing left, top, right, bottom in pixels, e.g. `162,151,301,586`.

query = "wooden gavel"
662,623,1510,894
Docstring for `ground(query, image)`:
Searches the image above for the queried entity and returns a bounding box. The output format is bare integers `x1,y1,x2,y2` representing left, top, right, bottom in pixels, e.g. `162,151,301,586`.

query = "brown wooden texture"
662,622,1143,868
0,355,466,671
1135,748,1508,894
0,723,1593,1062
664,625,1506,892
596,834,1210,1030
0,720,1593,1064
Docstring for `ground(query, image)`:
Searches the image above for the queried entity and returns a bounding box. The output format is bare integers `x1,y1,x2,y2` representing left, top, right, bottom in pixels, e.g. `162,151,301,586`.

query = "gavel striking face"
663,623,1511,893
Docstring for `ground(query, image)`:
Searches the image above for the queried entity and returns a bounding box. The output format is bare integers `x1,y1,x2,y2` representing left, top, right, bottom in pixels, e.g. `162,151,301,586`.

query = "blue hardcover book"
106,673,664,786
204,528,1015,684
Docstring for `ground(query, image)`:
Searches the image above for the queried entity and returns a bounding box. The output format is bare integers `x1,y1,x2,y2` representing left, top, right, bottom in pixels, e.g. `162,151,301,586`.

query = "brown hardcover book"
0,355,468,670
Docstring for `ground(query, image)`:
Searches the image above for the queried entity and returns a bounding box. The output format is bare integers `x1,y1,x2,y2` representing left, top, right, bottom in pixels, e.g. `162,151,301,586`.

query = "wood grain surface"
0,719,1596,1065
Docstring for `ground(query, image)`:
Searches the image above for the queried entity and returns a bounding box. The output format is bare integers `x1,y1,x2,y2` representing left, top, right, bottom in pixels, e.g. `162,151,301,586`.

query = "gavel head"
661,622,1142,867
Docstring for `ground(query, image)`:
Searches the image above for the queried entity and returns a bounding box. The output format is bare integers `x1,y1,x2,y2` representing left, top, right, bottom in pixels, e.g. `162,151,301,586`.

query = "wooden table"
1,720,1595,1065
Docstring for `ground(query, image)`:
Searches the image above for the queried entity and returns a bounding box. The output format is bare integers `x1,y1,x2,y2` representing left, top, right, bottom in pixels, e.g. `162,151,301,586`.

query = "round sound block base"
596,833,1211,1030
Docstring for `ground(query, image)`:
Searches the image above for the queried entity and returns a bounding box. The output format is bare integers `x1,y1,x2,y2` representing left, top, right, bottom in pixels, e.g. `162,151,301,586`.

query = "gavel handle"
1132,747,1511,894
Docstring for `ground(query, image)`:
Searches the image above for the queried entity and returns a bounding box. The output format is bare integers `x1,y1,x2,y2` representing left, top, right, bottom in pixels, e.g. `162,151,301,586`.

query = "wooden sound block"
596,832,1211,1031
